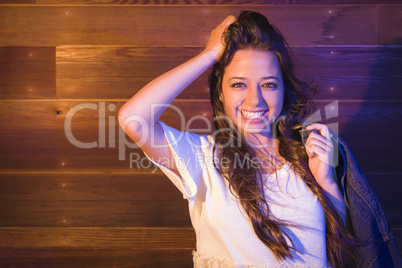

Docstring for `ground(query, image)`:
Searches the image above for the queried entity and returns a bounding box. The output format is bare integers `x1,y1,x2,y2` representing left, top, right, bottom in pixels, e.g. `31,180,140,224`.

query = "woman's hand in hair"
203,15,236,62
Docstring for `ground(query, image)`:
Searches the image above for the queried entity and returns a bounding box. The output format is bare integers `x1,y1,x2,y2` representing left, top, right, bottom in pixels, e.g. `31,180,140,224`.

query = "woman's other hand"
203,15,237,62
305,123,346,224
305,123,336,187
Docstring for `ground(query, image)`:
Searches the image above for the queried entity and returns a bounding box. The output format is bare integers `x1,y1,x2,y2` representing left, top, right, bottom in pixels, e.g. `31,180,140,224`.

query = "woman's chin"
241,124,272,136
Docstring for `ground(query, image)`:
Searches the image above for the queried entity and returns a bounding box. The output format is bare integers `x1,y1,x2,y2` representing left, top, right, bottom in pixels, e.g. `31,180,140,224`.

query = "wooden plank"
0,100,211,172
0,6,377,46
0,241,400,268
0,227,196,248
56,46,210,100
395,229,402,258
33,0,402,4
0,0,34,3
0,172,191,227
293,46,402,100
0,236,400,268
0,46,56,99
0,100,401,173
57,77,210,100
378,6,402,45
0,247,193,268
0,172,400,229
56,46,402,100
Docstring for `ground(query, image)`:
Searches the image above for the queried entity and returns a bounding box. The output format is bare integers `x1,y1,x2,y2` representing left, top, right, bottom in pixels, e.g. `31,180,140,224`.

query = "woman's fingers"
223,15,237,25
204,15,236,61
305,123,333,158
307,133,333,150
218,15,236,29
306,123,332,140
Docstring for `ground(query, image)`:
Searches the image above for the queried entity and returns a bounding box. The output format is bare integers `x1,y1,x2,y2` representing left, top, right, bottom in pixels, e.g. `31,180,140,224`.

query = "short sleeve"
144,121,208,199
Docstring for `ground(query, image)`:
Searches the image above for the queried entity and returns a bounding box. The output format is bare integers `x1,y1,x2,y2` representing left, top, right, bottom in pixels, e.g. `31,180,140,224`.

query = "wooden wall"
0,1,401,267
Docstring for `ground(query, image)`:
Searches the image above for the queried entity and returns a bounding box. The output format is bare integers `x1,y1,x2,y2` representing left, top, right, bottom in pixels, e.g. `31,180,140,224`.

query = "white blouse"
146,121,328,268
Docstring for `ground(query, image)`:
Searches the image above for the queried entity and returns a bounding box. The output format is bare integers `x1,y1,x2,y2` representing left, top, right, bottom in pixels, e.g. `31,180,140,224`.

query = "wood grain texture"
0,235,399,267
56,46,210,100
293,46,402,100
55,46,402,100
0,100,211,172
378,6,402,45
0,0,34,3
0,172,400,228
0,2,400,267
0,247,193,268
1,45,399,101
0,6,378,46
0,100,401,173
0,172,191,227
0,46,56,99
32,0,402,4
0,227,196,248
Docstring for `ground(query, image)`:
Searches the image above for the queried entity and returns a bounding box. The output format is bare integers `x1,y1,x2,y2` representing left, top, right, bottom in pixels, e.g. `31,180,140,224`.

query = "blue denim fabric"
332,131,402,268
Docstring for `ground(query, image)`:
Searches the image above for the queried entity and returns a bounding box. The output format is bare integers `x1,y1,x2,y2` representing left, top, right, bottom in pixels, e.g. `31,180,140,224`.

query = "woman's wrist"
318,175,346,224
200,48,220,64
317,174,337,189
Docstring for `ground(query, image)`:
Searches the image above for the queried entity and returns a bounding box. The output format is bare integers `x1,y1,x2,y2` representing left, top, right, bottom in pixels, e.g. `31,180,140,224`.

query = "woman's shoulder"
159,121,215,151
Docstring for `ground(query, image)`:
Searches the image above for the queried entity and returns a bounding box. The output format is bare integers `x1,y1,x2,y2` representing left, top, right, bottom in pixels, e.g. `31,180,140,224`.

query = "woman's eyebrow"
262,76,280,81
229,76,280,81
228,76,246,81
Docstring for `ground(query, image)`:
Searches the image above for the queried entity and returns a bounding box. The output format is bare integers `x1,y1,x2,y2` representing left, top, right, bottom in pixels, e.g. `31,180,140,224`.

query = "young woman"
119,11,400,267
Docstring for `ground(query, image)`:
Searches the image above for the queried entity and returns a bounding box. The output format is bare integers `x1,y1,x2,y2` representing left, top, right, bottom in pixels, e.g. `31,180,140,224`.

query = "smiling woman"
118,10,401,268
220,49,284,138
204,11,350,266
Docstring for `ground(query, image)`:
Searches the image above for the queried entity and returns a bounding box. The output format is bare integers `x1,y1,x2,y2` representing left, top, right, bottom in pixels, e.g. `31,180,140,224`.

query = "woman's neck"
246,134,286,174
245,133,279,153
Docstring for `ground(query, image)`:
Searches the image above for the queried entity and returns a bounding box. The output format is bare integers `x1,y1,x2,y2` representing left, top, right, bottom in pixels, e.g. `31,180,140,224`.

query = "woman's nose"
246,84,263,107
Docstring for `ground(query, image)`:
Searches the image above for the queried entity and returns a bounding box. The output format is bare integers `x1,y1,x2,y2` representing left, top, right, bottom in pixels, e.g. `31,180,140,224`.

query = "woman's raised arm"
118,15,236,173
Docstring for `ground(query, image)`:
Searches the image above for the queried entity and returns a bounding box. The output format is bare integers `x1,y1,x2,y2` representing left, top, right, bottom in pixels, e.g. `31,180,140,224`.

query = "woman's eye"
231,83,246,88
262,83,277,89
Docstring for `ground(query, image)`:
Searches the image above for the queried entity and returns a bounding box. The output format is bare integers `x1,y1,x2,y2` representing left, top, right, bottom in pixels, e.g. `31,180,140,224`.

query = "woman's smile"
240,109,269,120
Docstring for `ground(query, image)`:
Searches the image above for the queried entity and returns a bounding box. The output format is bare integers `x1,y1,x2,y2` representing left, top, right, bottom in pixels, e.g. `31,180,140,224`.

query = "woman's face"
221,49,284,138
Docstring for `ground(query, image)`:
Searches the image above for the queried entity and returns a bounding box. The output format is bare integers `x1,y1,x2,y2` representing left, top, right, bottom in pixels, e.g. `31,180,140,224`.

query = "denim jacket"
331,131,402,267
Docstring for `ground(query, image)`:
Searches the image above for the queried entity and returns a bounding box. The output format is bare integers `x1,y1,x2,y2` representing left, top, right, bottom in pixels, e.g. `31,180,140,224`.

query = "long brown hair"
209,10,355,267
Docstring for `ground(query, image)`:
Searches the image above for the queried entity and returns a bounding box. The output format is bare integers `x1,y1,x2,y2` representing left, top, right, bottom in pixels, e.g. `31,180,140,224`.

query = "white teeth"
241,110,267,119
